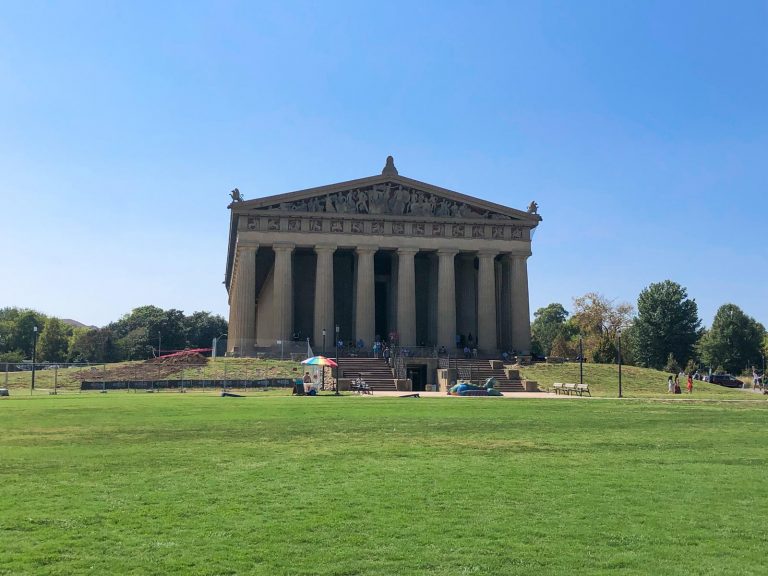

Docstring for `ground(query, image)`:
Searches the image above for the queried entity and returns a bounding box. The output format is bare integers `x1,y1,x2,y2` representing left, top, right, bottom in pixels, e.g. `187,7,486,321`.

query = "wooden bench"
553,382,591,396
575,383,591,396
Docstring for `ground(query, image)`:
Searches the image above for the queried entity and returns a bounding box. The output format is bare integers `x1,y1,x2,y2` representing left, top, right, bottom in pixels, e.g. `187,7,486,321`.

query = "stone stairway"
338,357,398,392
449,359,525,392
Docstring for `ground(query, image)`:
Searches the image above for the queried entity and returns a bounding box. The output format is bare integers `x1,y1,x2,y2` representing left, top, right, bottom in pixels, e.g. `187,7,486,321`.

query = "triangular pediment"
231,173,540,223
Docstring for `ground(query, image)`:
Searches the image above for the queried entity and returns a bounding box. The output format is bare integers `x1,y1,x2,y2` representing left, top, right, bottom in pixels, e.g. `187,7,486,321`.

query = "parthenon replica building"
224,157,541,357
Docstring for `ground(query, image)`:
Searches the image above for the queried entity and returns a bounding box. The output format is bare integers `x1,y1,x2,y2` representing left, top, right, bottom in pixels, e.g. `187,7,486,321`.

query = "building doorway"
407,364,427,392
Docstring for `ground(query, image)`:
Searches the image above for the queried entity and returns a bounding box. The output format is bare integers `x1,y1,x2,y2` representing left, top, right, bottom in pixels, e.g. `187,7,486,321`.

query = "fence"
79,378,295,391
0,359,312,396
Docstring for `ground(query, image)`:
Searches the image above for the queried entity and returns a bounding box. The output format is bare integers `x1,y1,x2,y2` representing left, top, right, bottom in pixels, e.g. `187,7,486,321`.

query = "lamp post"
334,325,340,396
579,335,584,386
322,328,327,391
212,333,227,359
158,331,162,358
31,326,38,394
617,328,623,398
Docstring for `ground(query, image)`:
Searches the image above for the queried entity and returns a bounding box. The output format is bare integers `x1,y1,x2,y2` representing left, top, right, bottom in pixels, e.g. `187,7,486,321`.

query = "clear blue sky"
1,1,766,329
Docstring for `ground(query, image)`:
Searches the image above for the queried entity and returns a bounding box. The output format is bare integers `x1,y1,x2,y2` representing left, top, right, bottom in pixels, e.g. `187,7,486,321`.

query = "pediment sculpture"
255,182,512,220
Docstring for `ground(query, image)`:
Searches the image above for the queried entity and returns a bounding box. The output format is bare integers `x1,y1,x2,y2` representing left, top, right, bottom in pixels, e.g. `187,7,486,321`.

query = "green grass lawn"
1,395,767,575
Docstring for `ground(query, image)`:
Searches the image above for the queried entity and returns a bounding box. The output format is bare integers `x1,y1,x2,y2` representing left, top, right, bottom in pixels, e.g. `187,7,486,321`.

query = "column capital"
356,245,378,255
237,242,259,255
503,252,531,261
436,248,459,257
272,242,295,253
477,249,498,259
314,244,337,253
397,247,419,257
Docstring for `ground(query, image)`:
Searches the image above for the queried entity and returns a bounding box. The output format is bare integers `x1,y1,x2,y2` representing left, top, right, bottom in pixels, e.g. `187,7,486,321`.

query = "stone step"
337,357,398,391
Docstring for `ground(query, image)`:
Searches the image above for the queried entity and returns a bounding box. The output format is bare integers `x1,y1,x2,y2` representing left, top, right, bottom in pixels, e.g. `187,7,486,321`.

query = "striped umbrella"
301,355,338,367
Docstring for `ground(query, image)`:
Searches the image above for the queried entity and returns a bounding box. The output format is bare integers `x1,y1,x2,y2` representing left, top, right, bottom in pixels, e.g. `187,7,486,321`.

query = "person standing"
686,374,693,394
668,375,674,393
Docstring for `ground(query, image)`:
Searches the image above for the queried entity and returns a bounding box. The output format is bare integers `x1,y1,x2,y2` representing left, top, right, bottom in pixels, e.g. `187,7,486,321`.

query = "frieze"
247,215,530,241
260,181,512,220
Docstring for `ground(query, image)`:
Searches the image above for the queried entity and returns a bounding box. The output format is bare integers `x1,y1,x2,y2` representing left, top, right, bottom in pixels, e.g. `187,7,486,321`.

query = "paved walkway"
353,390,567,399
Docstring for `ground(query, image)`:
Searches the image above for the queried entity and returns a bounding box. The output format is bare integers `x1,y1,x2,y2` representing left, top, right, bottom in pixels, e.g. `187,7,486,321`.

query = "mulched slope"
73,351,208,382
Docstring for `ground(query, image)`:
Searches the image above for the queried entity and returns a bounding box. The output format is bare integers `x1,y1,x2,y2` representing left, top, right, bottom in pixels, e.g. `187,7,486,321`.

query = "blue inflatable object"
449,381,502,396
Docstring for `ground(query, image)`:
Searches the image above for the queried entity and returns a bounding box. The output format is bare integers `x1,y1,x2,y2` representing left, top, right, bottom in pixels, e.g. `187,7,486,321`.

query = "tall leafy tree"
38,318,71,362
632,280,701,369
10,309,47,358
570,292,634,363
109,306,187,355
68,328,117,363
699,304,765,374
531,303,569,356
184,311,227,348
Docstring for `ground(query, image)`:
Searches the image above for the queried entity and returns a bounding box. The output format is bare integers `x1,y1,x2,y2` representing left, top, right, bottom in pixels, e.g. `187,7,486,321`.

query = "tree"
531,303,569,356
632,281,702,369
184,311,227,348
664,353,681,374
698,304,765,374
570,293,633,364
109,306,187,356
68,328,117,363
38,318,71,363
9,309,47,358
116,328,154,360
592,333,618,364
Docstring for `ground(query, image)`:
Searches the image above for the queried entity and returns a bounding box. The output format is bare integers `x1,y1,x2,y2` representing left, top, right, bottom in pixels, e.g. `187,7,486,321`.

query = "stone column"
313,244,336,350
355,246,376,347
396,248,418,346
230,245,257,355
500,256,514,350
436,249,458,350
272,243,295,343
477,250,498,352
511,255,532,354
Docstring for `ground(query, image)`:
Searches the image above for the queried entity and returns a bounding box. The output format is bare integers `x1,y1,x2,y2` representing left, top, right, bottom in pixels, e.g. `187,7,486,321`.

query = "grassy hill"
518,361,757,399
0,357,304,393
